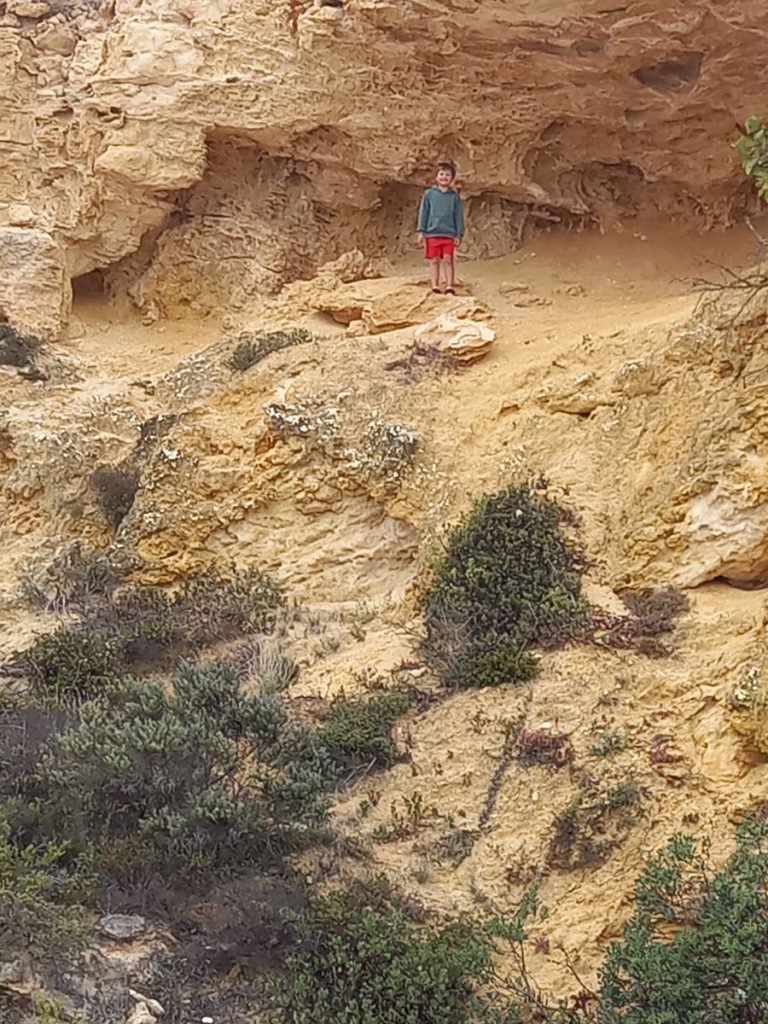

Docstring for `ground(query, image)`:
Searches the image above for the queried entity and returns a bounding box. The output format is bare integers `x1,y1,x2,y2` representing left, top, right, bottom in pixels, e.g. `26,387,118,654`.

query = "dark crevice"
632,53,703,92
713,576,768,591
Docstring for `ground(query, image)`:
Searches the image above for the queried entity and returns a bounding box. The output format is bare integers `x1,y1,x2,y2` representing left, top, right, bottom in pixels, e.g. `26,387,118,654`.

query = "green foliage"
24,627,124,704
316,688,411,774
590,727,631,759
0,811,85,965
17,564,285,701
420,482,587,688
736,114,768,200
30,662,330,881
229,328,313,371
279,877,495,1024
0,323,40,367
598,816,768,1024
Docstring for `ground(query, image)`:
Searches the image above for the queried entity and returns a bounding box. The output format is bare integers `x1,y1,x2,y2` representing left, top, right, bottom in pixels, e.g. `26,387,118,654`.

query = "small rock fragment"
97,913,146,941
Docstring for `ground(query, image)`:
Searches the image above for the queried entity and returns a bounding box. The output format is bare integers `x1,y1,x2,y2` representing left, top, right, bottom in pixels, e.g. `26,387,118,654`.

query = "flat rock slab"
97,914,147,941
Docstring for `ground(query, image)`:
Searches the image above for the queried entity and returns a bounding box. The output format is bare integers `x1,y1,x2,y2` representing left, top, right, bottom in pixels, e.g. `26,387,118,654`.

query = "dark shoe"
444,287,456,295
431,287,441,294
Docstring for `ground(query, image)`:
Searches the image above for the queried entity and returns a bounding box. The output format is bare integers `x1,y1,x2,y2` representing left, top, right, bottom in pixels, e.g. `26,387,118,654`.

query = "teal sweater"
417,186,465,238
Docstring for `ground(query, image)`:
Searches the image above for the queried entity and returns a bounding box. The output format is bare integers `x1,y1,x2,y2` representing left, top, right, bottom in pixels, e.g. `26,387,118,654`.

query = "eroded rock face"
1,0,766,331
0,229,70,339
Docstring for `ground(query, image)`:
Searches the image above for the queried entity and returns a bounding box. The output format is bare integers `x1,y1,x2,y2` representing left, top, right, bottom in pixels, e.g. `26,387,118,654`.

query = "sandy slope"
3,217,768,995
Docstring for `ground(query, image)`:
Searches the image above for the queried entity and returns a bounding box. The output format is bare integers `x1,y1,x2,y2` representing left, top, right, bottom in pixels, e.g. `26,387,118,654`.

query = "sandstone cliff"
3,0,768,1012
1,0,767,335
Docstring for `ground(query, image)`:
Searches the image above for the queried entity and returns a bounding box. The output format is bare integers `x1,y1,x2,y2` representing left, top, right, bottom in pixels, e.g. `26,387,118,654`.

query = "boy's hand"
455,236,462,248
417,233,424,243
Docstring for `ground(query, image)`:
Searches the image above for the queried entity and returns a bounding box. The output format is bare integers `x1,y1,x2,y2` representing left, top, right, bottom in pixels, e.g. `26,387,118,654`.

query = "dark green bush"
0,811,85,966
597,816,768,1023
279,877,494,1024
24,627,124,704
15,564,285,695
31,662,330,881
317,688,412,774
229,328,313,372
0,323,40,367
420,483,587,688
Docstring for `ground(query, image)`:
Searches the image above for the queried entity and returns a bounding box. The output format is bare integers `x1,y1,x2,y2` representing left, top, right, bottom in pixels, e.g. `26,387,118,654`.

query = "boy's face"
436,167,455,188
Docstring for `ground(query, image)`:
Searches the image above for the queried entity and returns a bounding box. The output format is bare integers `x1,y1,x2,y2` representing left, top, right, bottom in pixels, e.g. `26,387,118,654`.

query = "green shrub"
24,627,124,704
317,688,411,774
0,323,40,367
15,564,285,695
420,482,587,688
736,114,768,199
279,877,494,1024
229,328,313,372
32,662,330,881
597,816,768,1023
0,811,85,966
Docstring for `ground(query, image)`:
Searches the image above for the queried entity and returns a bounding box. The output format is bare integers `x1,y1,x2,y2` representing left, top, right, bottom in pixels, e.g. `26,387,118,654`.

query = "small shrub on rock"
317,688,412,775
15,564,286,690
24,627,124,704
363,422,418,488
0,811,85,967
737,114,768,200
279,877,494,1024
229,328,313,372
420,482,587,688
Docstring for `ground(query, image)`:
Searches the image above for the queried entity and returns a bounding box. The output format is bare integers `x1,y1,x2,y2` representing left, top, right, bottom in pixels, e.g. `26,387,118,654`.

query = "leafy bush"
0,812,85,966
15,564,285,697
24,627,124,704
0,323,40,367
279,877,494,1024
598,816,768,1024
316,688,411,775
736,114,768,200
229,328,313,372
31,662,330,881
420,482,587,688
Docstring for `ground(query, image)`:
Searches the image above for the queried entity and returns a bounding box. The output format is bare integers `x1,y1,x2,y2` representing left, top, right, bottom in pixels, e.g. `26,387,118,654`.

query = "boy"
417,162,465,295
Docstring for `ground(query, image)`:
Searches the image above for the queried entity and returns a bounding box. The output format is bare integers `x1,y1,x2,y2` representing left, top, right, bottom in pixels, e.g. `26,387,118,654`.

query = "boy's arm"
417,191,430,234
455,194,465,239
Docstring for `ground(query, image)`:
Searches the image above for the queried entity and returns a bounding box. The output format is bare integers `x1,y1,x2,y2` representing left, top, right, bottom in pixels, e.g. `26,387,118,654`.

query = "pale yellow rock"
0,228,70,338
8,0,50,16
34,21,77,56
414,313,495,363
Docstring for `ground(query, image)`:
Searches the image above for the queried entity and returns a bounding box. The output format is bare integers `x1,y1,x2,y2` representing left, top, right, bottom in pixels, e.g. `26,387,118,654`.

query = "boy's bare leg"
429,257,441,291
443,254,455,291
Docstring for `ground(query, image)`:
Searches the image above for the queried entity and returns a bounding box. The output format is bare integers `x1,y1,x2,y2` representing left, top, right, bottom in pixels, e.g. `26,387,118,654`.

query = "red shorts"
424,236,456,259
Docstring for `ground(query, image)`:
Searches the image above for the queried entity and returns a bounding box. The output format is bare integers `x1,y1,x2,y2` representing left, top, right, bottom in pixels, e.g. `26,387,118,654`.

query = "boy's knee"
428,257,440,266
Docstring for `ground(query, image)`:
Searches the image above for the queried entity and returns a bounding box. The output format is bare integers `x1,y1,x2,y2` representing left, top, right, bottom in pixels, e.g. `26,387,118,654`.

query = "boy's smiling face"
435,167,455,189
